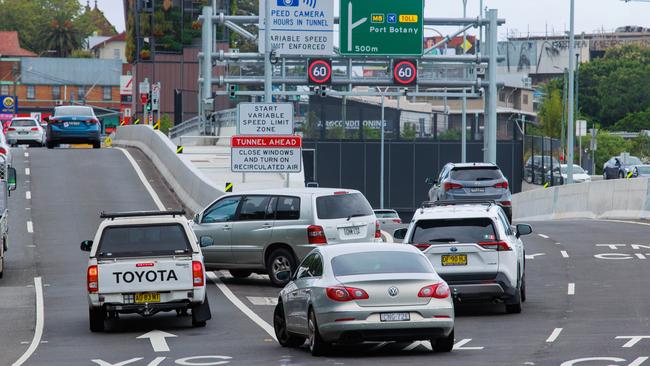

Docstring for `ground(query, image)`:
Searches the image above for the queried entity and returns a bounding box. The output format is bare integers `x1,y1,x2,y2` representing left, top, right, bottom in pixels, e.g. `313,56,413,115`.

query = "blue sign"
0,96,17,114
387,13,397,23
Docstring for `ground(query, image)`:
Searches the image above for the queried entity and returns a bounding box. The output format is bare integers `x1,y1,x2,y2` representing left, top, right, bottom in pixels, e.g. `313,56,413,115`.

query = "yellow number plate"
441,254,467,266
135,292,161,303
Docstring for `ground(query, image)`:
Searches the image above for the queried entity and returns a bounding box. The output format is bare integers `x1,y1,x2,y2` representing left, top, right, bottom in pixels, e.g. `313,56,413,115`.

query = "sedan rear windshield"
97,224,191,258
54,106,94,117
374,211,399,218
450,167,503,181
332,251,432,276
11,119,37,127
316,193,373,220
410,218,497,244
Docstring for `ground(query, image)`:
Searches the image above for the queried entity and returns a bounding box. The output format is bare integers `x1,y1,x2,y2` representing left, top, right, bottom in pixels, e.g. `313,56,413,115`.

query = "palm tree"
44,17,81,57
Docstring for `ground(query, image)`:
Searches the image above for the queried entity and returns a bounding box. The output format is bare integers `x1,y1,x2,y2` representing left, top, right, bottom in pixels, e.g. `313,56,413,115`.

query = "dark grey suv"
427,163,513,221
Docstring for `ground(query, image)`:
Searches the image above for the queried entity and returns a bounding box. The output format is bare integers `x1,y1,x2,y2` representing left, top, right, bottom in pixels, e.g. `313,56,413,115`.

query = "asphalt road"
3,146,650,365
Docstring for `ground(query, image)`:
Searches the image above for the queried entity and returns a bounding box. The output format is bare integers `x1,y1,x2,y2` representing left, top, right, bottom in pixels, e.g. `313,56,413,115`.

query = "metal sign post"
152,82,161,126
139,78,150,126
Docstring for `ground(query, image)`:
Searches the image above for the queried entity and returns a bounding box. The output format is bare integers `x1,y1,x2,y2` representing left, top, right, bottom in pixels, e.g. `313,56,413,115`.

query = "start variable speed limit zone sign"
231,136,302,173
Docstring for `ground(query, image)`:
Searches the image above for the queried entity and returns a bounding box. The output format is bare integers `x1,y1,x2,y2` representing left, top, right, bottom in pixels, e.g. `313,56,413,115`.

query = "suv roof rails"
100,210,186,220
419,200,496,213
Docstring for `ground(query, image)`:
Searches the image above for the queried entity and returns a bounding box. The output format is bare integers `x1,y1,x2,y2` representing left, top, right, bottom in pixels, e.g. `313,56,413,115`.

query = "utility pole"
486,9,498,163
461,0,468,163
567,0,575,184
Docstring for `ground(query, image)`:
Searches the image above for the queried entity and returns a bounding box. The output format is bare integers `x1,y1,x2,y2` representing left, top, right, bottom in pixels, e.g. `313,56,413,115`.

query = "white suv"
394,201,532,314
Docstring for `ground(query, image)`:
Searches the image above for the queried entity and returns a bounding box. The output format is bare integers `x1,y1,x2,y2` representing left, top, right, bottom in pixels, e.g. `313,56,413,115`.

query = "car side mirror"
516,224,533,238
80,240,93,252
7,167,16,192
276,270,291,282
393,228,408,240
200,236,214,247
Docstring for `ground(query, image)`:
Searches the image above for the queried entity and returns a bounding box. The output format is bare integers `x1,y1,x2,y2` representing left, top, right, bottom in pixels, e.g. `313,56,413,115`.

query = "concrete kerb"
113,125,224,214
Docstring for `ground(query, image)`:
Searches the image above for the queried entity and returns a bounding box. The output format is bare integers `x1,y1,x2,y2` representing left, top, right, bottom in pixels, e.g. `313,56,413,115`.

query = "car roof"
412,203,501,220
221,188,362,196
99,216,190,228
317,243,421,257
448,162,498,169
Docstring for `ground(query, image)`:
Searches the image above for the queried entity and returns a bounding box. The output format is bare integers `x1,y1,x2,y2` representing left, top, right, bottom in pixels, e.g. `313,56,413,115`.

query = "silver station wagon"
191,188,380,286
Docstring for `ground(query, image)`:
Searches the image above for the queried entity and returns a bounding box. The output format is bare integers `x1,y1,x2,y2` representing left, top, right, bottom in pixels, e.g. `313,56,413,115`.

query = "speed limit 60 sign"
308,59,332,85
393,60,417,86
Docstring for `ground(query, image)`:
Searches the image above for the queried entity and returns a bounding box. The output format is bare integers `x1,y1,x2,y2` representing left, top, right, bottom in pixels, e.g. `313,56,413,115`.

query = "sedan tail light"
0,147,7,155
443,182,463,191
192,261,204,287
307,225,327,244
500,201,512,207
392,218,402,224
7,127,16,132
418,283,450,299
374,221,381,239
87,265,99,293
31,127,39,131
478,241,511,251
326,286,369,302
494,181,509,189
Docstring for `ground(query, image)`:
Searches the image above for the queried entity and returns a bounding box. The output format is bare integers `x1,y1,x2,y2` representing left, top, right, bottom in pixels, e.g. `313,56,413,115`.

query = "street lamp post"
566,0,575,184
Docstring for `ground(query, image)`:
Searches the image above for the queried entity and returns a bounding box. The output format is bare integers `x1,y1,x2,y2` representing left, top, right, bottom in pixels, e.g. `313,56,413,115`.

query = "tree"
401,123,417,140
611,108,650,132
537,79,564,138
44,17,81,57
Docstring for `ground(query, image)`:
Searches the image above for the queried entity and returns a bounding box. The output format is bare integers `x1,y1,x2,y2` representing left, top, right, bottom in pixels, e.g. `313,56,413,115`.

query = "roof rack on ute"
100,210,186,220
419,200,496,213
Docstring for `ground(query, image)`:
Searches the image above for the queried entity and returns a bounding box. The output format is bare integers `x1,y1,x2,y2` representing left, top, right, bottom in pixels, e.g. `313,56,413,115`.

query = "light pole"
566,0,575,184
461,0,468,163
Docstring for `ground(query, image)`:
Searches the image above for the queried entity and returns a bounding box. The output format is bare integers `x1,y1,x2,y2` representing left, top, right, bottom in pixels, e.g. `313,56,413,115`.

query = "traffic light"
229,84,238,99
146,92,152,112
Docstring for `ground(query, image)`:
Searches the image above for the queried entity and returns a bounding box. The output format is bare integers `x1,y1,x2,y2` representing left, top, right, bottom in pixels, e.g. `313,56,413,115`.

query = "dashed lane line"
11,277,44,366
25,168,30,176
26,221,33,233
25,191,31,200
561,250,569,258
24,152,29,158
538,234,549,239
568,283,575,295
546,328,563,343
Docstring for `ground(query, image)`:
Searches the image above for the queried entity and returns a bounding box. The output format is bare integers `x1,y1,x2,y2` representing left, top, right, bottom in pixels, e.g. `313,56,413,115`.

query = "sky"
90,0,650,39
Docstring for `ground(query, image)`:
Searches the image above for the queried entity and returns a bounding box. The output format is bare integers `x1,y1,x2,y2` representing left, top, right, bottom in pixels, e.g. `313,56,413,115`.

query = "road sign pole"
201,6,213,132
567,0,575,184
380,92,385,209
462,89,467,163
264,0,272,103
486,9,498,163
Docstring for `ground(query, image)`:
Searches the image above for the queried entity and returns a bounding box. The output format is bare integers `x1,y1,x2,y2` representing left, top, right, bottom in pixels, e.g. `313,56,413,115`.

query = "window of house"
103,86,112,100
27,85,35,99
78,86,85,100
0,85,9,95
523,94,529,105
52,86,61,100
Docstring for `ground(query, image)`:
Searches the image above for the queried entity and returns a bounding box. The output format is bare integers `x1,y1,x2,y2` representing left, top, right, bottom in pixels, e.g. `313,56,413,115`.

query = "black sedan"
603,155,643,180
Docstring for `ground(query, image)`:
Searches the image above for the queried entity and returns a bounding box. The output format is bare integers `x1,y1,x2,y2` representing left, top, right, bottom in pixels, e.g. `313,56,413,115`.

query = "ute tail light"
192,261,204,287
307,225,327,244
443,182,463,191
494,181,509,189
478,241,511,251
374,221,381,239
87,265,99,293
418,282,450,299
413,243,432,251
326,286,369,302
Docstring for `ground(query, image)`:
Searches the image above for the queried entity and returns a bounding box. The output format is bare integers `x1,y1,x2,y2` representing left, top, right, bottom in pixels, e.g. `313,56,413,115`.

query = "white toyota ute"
81,210,211,332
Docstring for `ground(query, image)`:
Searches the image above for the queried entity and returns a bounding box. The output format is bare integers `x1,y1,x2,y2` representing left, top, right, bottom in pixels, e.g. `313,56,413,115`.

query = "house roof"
20,57,121,86
0,32,36,57
91,32,126,51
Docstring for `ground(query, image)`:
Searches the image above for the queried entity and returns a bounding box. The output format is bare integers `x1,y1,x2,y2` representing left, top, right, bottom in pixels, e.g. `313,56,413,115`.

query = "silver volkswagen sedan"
273,243,455,356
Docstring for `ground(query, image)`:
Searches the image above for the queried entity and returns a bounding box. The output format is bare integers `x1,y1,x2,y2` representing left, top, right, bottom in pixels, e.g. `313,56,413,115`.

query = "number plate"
18,131,28,134
135,292,160,303
67,121,81,126
380,312,410,322
441,254,468,266
343,226,360,236
470,188,485,193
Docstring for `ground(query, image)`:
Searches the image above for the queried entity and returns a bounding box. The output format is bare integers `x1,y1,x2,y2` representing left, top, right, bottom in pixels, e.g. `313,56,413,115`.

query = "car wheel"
274,301,306,347
46,141,54,149
267,248,295,287
505,290,522,314
229,269,252,279
92,141,101,149
0,256,4,279
619,171,625,179
521,276,527,303
308,309,330,356
432,329,454,352
89,307,106,332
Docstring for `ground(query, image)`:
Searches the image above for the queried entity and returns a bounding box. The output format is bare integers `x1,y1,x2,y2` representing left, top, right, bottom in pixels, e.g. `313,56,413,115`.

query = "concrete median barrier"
513,177,650,221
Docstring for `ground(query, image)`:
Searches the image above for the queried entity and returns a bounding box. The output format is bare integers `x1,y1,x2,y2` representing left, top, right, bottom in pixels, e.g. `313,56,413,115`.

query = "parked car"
273,243,455,356
373,209,402,225
46,105,101,149
631,165,650,178
427,162,513,222
0,131,13,167
6,118,45,147
547,164,592,185
603,155,643,180
524,156,560,185
394,201,533,314
191,188,380,287
0,155,17,279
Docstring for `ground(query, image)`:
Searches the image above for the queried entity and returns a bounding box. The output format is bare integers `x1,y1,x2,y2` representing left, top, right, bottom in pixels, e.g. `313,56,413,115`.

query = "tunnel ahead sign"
231,135,302,173
238,103,293,135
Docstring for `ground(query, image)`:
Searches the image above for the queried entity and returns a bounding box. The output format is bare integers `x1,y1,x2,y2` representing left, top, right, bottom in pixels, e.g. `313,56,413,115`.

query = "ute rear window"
97,224,191,258
451,167,503,181
316,193,373,220
332,251,433,276
411,218,497,244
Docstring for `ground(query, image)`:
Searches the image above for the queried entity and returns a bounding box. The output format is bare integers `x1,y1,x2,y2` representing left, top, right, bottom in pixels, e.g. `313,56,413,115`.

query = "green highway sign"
339,0,423,56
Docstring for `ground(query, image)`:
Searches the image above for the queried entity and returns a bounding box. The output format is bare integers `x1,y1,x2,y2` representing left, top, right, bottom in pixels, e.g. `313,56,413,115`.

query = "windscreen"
54,106,94,117
97,224,191,258
561,166,586,174
451,167,502,181
332,251,432,276
11,119,37,127
410,218,497,244
316,193,373,220
375,211,398,218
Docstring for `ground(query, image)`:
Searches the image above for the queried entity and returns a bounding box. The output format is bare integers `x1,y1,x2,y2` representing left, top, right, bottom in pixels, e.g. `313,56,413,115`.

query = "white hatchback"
7,118,45,146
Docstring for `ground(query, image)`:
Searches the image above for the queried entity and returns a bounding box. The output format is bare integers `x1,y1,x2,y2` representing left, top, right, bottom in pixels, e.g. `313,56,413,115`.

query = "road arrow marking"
137,330,177,352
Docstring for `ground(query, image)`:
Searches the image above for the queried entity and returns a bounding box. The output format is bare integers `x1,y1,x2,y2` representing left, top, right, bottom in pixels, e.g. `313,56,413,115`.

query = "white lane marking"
136,330,177,352
546,328,563,342
538,234,549,239
91,358,143,366
247,296,278,306
561,250,569,258
25,168,30,176
599,219,650,227
207,272,277,341
568,283,575,295
453,338,484,350
11,277,44,366
525,253,545,260
629,357,650,366
25,191,31,200
616,335,650,348
403,340,431,351
115,148,165,210
370,341,390,351
555,242,562,245
24,152,29,158
26,221,33,233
